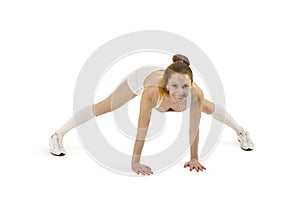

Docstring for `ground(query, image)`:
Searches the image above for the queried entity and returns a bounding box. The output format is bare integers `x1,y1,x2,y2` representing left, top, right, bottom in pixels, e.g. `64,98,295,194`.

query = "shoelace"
56,137,63,148
244,132,250,143
239,131,249,143
52,135,63,149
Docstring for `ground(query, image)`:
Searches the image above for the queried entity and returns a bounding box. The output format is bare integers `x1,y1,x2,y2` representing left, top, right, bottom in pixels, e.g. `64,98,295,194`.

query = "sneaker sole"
50,152,65,156
238,139,254,151
241,147,253,151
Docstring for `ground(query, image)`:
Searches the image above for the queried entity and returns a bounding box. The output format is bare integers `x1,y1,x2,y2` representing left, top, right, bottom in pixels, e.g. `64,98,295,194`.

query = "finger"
195,164,202,171
142,166,152,173
138,168,146,175
148,168,153,174
186,162,191,167
146,168,153,175
184,162,189,168
190,165,195,171
147,171,153,175
140,170,146,175
142,166,152,175
200,165,206,170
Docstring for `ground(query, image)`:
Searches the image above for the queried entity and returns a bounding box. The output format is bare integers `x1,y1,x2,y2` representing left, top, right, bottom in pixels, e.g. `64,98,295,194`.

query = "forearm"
190,129,199,160
131,129,148,164
131,139,145,164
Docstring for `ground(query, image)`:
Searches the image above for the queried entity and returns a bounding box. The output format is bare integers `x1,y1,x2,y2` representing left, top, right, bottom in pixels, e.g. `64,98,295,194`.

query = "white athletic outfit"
52,66,253,155
127,65,192,111
126,65,164,95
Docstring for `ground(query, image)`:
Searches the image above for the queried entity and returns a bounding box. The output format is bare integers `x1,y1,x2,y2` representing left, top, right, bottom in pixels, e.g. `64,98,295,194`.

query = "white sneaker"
49,133,66,156
237,130,254,151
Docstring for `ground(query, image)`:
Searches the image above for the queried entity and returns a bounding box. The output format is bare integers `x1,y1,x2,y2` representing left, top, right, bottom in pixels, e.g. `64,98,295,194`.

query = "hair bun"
172,54,190,65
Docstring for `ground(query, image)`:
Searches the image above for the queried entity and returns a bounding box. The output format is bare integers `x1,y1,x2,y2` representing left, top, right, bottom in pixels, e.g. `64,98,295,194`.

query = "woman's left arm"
184,85,207,172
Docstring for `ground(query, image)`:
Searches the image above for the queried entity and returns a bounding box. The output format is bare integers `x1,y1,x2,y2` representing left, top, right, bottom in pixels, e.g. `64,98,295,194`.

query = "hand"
184,159,206,172
132,163,153,175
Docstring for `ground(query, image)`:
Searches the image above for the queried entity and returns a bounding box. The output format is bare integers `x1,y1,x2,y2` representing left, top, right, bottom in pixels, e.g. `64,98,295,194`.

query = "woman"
49,54,254,175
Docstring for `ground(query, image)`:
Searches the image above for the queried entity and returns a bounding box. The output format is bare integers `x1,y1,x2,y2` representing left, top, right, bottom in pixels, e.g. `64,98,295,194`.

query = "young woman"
49,54,254,175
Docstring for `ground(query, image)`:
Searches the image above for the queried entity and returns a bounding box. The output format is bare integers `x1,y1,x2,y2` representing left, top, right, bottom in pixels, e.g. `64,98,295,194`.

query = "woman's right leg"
93,80,138,116
50,81,137,156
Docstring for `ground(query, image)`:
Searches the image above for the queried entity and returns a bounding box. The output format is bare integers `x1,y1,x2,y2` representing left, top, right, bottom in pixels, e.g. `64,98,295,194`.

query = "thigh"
110,80,138,110
93,81,137,116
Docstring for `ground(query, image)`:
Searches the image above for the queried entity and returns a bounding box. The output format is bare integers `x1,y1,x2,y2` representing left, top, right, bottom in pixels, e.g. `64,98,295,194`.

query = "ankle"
52,132,64,139
238,127,245,136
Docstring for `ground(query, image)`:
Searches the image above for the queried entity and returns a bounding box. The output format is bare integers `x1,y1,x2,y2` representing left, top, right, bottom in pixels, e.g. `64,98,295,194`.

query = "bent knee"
202,103,215,115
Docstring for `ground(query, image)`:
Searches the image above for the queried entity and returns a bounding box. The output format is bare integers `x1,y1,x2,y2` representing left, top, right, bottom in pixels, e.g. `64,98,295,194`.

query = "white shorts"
126,65,164,95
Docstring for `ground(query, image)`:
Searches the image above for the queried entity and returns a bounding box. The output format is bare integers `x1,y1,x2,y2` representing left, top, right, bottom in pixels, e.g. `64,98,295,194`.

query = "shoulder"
191,82,204,104
140,86,160,108
143,86,160,98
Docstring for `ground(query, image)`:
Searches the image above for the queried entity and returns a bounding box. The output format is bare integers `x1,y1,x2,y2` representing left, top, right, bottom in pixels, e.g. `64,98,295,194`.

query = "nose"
178,88,184,95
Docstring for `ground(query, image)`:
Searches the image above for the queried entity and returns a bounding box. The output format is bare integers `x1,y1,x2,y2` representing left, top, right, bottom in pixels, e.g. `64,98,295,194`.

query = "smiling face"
166,73,192,102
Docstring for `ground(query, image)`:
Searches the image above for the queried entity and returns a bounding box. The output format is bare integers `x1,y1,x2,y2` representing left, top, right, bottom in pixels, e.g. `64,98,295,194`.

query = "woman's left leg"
202,99,254,150
202,99,243,134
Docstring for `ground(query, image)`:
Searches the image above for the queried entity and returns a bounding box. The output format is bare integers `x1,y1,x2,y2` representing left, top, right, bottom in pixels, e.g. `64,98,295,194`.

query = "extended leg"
202,99,254,151
49,81,137,156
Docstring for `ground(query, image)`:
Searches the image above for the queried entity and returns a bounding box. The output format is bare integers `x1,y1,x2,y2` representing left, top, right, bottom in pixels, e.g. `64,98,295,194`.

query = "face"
166,73,192,102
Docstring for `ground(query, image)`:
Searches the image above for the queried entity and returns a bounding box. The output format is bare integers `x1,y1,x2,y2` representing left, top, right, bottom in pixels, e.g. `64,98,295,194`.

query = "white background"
1,0,299,202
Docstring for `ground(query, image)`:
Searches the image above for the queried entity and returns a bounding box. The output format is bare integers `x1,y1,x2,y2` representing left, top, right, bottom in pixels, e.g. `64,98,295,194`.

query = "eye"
183,84,190,88
172,84,178,88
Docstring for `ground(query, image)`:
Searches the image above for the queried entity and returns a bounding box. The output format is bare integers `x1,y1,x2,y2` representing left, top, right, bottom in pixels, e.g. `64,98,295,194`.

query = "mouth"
174,95,186,100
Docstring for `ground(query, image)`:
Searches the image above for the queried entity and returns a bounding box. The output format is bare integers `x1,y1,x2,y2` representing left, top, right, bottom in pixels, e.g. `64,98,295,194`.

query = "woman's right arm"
131,87,156,175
